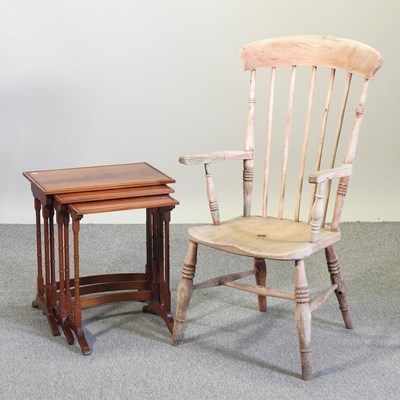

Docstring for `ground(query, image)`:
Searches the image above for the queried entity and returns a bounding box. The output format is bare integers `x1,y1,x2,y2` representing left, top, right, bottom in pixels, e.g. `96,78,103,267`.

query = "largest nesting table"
23,162,179,355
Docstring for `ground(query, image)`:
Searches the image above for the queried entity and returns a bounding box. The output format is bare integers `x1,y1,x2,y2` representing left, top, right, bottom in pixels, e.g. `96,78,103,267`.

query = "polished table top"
23,162,175,197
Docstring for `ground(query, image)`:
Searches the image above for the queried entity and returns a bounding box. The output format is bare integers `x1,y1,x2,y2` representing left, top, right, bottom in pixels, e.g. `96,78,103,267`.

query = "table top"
23,162,175,196
53,185,174,204
67,195,179,218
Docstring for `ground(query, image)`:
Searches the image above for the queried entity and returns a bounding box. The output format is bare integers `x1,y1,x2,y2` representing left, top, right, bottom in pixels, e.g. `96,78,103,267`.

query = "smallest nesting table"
23,163,179,354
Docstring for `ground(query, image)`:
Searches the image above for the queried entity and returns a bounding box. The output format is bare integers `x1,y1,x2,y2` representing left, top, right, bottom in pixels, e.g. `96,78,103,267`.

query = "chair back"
239,36,382,229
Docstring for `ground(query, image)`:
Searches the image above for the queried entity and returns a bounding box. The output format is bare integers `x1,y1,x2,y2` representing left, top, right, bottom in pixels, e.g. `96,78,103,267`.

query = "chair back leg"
325,246,353,329
254,258,267,312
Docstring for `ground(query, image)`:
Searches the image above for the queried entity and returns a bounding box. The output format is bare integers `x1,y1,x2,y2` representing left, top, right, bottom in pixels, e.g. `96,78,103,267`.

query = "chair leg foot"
171,317,185,346
341,308,353,330
172,282,194,345
300,351,312,381
171,241,197,346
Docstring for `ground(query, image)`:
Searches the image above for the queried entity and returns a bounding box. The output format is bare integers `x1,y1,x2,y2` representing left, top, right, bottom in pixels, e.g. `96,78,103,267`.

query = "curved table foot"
143,302,174,334
60,317,75,345
72,326,91,355
47,314,61,337
31,295,60,336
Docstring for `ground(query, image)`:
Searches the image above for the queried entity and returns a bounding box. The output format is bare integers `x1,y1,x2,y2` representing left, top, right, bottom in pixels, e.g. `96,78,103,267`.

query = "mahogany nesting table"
23,163,179,355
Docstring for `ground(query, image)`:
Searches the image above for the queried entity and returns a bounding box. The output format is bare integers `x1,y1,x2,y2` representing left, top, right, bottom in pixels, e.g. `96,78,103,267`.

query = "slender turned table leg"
142,207,174,333
162,208,172,314
32,198,45,309
49,205,58,314
56,207,74,345
41,203,60,336
71,217,91,355
64,212,73,334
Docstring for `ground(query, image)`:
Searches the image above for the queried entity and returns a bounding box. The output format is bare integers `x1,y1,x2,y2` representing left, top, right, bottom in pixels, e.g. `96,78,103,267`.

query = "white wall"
1,0,399,223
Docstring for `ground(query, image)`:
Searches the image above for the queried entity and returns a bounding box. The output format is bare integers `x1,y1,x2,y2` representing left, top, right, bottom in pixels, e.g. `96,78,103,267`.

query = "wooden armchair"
172,36,382,380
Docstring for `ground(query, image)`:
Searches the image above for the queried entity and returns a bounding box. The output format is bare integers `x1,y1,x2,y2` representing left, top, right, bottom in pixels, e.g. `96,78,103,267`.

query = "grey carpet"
0,223,399,399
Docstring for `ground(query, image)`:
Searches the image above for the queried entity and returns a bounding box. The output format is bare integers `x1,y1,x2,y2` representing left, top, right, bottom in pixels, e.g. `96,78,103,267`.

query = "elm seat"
188,216,341,260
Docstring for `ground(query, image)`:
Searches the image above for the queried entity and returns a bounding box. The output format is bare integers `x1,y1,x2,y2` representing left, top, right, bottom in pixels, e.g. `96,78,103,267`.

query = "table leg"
31,198,45,309
56,207,75,345
142,207,174,333
71,217,91,355
161,208,172,313
64,211,74,335
49,205,57,311
41,203,60,336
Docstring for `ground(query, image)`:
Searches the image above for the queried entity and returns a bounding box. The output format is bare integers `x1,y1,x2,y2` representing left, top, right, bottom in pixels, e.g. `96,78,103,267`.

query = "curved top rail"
240,35,382,79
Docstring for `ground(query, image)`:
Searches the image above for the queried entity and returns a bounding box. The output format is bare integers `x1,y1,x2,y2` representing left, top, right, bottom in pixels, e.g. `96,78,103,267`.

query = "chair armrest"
179,150,253,165
308,164,353,184
179,149,253,225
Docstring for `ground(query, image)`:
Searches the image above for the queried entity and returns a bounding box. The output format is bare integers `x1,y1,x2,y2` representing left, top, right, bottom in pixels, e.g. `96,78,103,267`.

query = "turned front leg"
294,259,312,380
172,241,198,345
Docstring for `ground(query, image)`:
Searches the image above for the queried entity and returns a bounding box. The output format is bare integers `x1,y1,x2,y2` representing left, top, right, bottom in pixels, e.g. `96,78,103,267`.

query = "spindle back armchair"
172,36,382,380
